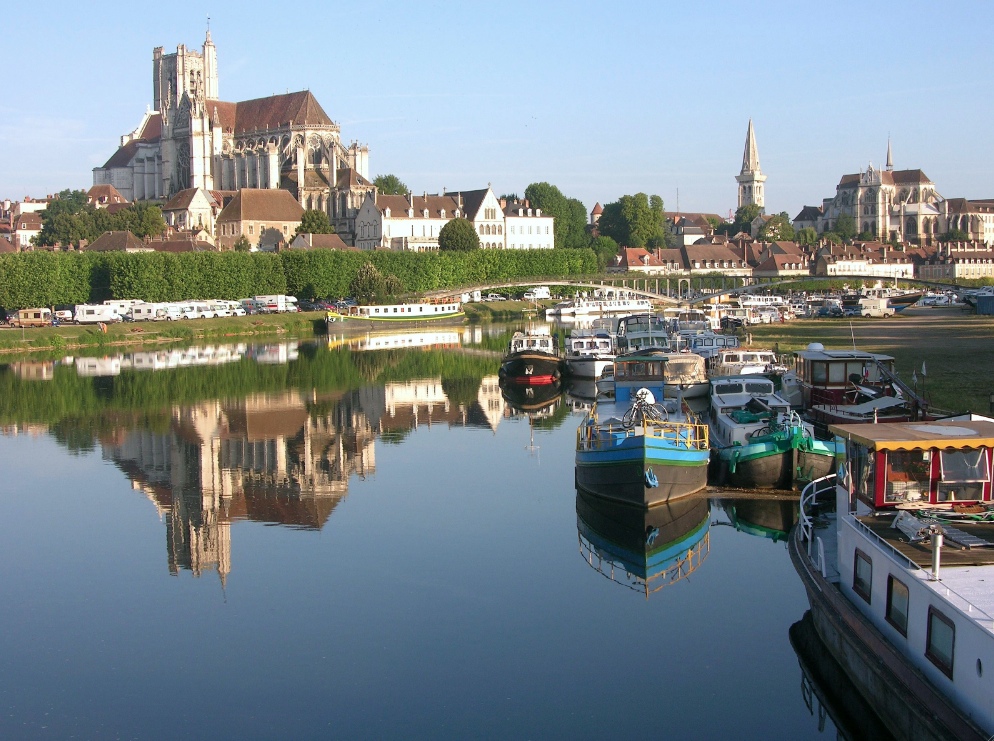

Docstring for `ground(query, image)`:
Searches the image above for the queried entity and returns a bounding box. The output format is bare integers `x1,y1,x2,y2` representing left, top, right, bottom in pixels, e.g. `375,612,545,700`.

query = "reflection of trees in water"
379,429,411,445
440,377,482,407
50,419,97,455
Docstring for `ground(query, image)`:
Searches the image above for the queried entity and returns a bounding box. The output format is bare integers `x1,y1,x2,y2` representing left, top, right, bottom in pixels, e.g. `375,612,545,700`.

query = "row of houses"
613,236,994,282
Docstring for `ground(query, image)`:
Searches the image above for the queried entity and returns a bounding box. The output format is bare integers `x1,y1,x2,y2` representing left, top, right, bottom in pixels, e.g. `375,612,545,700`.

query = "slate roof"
838,168,933,188
84,231,147,252
225,91,333,134
793,205,823,221
216,189,305,223
375,194,461,218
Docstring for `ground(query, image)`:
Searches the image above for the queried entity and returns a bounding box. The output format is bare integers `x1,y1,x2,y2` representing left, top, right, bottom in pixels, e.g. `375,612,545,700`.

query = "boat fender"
645,468,659,489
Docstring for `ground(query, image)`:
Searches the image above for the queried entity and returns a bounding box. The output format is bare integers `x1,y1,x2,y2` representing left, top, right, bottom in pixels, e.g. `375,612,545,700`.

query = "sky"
3,0,993,221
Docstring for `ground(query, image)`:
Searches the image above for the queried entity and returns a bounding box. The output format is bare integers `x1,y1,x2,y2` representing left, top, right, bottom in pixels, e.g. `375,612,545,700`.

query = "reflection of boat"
346,330,461,352
612,348,709,402
499,378,562,416
325,299,464,326
708,375,838,489
717,498,798,542
575,389,709,507
791,420,994,741
498,327,563,385
575,490,710,596
790,611,898,741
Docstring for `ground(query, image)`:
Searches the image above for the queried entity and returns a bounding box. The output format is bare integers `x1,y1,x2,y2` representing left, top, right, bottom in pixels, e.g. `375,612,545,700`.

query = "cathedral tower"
735,119,767,212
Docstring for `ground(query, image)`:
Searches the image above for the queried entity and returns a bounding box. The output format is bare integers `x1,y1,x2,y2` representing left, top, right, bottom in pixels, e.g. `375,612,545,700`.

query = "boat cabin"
831,420,994,509
508,330,556,355
787,344,895,407
567,332,614,357
714,349,780,376
615,314,668,352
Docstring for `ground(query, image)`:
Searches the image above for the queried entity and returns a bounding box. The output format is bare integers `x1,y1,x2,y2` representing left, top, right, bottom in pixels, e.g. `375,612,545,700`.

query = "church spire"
886,136,893,171
735,119,767,212
741,118,761,175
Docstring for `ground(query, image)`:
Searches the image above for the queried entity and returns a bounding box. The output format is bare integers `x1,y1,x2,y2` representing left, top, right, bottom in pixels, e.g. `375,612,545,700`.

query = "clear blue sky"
3,1,992,220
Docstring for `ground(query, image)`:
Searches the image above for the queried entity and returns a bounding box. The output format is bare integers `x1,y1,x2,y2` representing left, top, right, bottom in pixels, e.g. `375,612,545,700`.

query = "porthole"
978,658,983,677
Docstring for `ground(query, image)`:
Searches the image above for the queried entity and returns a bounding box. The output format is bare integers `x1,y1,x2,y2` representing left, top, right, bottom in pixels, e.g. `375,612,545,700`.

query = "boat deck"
858,514,994,567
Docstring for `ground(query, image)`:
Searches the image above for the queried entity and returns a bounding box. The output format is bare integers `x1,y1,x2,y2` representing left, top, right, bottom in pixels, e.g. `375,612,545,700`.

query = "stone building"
215,189,304,250
93,30,373,242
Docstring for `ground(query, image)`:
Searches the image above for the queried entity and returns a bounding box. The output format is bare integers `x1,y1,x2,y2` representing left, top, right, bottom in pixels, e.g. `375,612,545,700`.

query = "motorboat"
708,375,838,489
575,388,710,507
612,347,709,402
498,327,563,385
564,328,615,379
791,419,994,741
614,313,670,354
544,288,651,318
711,349,788,378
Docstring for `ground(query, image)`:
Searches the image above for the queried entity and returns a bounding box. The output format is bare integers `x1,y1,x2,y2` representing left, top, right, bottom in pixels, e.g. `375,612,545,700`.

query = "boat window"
853,549,872,603
717,383,742,395
745,382,771,394
886,575,909,636
849,440,875,505
938,449,990,502
828,362,847,384
926,607,955,678
884,451,931,504
811,362,827,383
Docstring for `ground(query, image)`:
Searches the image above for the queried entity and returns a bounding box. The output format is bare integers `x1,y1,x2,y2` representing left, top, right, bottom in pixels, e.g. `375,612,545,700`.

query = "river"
0,331,859,739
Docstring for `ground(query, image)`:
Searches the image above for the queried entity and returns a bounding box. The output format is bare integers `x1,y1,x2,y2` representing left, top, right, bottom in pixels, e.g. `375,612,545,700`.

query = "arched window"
479,225,484,235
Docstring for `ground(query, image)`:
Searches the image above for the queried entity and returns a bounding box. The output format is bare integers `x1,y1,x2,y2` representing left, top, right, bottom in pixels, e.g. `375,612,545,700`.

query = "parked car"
486,293,507,301
843,306,862,317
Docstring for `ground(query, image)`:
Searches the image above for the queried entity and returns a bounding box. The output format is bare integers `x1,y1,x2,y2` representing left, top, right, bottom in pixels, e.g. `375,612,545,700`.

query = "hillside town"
2,29,993,286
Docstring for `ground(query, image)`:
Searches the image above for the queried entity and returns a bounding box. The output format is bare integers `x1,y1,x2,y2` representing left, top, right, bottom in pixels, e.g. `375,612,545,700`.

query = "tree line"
0,247,598,310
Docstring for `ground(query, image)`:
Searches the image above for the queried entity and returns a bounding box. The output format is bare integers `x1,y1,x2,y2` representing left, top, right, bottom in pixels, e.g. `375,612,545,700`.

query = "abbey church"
92,30,373,240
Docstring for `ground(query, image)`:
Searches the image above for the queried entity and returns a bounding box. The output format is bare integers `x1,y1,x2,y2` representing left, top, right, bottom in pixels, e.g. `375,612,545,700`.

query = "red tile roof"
216,189,305,223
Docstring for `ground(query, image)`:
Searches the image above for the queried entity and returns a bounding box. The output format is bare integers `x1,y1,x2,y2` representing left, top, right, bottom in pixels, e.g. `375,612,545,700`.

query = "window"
853,549,872,603
926,607,955,677
938,449,990,501
886,451,932,504
248,225,254,235
886,576,909,635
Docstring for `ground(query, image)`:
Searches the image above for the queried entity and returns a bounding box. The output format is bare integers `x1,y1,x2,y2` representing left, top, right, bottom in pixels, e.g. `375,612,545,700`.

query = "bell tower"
735,119,767,212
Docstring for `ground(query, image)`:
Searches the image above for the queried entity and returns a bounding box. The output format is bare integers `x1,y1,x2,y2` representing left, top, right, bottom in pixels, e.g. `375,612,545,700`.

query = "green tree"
589,235,619,269
498,193,519,202
233,235,252,252
821,231,843,244
758,212,795,242
118,202,166,240
732,203,763,235
523,182,589,249
295,209,335,237
350,261,385,302
596,193,666,248
939,228,970,242
796,226,819,246
834,212,857,241
374,174,408,195
438,218,480,251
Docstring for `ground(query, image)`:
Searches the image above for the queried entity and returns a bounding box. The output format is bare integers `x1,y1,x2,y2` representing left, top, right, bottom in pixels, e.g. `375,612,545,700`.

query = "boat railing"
798,474,838,574
576,415,709,451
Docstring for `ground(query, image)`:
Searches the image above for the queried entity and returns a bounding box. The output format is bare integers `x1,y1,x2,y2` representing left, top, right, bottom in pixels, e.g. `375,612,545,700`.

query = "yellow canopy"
829,420,994,451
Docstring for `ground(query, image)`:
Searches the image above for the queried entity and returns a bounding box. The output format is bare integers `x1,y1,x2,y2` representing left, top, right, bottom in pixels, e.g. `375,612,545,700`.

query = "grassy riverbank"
748,306,994,415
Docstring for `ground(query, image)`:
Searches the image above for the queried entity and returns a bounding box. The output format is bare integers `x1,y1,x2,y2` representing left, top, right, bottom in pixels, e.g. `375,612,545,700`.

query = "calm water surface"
0,334,853,739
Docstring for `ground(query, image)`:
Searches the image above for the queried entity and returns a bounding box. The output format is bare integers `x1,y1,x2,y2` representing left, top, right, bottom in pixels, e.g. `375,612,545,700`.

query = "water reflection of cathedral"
99,376,504,582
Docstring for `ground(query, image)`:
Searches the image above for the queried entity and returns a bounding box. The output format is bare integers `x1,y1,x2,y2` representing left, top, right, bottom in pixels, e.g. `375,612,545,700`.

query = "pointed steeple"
741,118,761,175
735,119,767,212
885,136,893,171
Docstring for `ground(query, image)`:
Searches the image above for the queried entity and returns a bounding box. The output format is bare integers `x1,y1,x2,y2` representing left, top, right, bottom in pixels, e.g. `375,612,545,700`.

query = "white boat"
545,288,651,318
615,313,670,354
326,299,464,325
564,328,615,379
711,349,787,377
791,419,994,740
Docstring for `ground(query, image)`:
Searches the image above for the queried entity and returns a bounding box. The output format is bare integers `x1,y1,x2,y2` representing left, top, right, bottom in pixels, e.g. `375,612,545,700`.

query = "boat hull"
566,356,614,379
789,527,987,741
712,435,838,489
576,434,709,507
499,351,563,385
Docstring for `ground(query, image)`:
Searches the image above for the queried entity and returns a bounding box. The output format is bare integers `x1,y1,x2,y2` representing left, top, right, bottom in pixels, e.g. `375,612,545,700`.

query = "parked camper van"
9,308,53,328
523,287,551,301
859,297,894,318
74,304,122,324
126,303,164,322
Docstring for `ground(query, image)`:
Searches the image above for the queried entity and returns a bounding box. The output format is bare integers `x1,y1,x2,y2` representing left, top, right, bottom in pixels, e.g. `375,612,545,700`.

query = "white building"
502,199,553,249
353,187,531,251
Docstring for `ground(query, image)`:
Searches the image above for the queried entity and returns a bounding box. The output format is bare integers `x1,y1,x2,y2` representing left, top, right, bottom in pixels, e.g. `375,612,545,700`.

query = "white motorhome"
254,295,298,313
859,297,894,318
523,287,551,300
103,299,139,316
126,303,165,322
74,304,122,324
